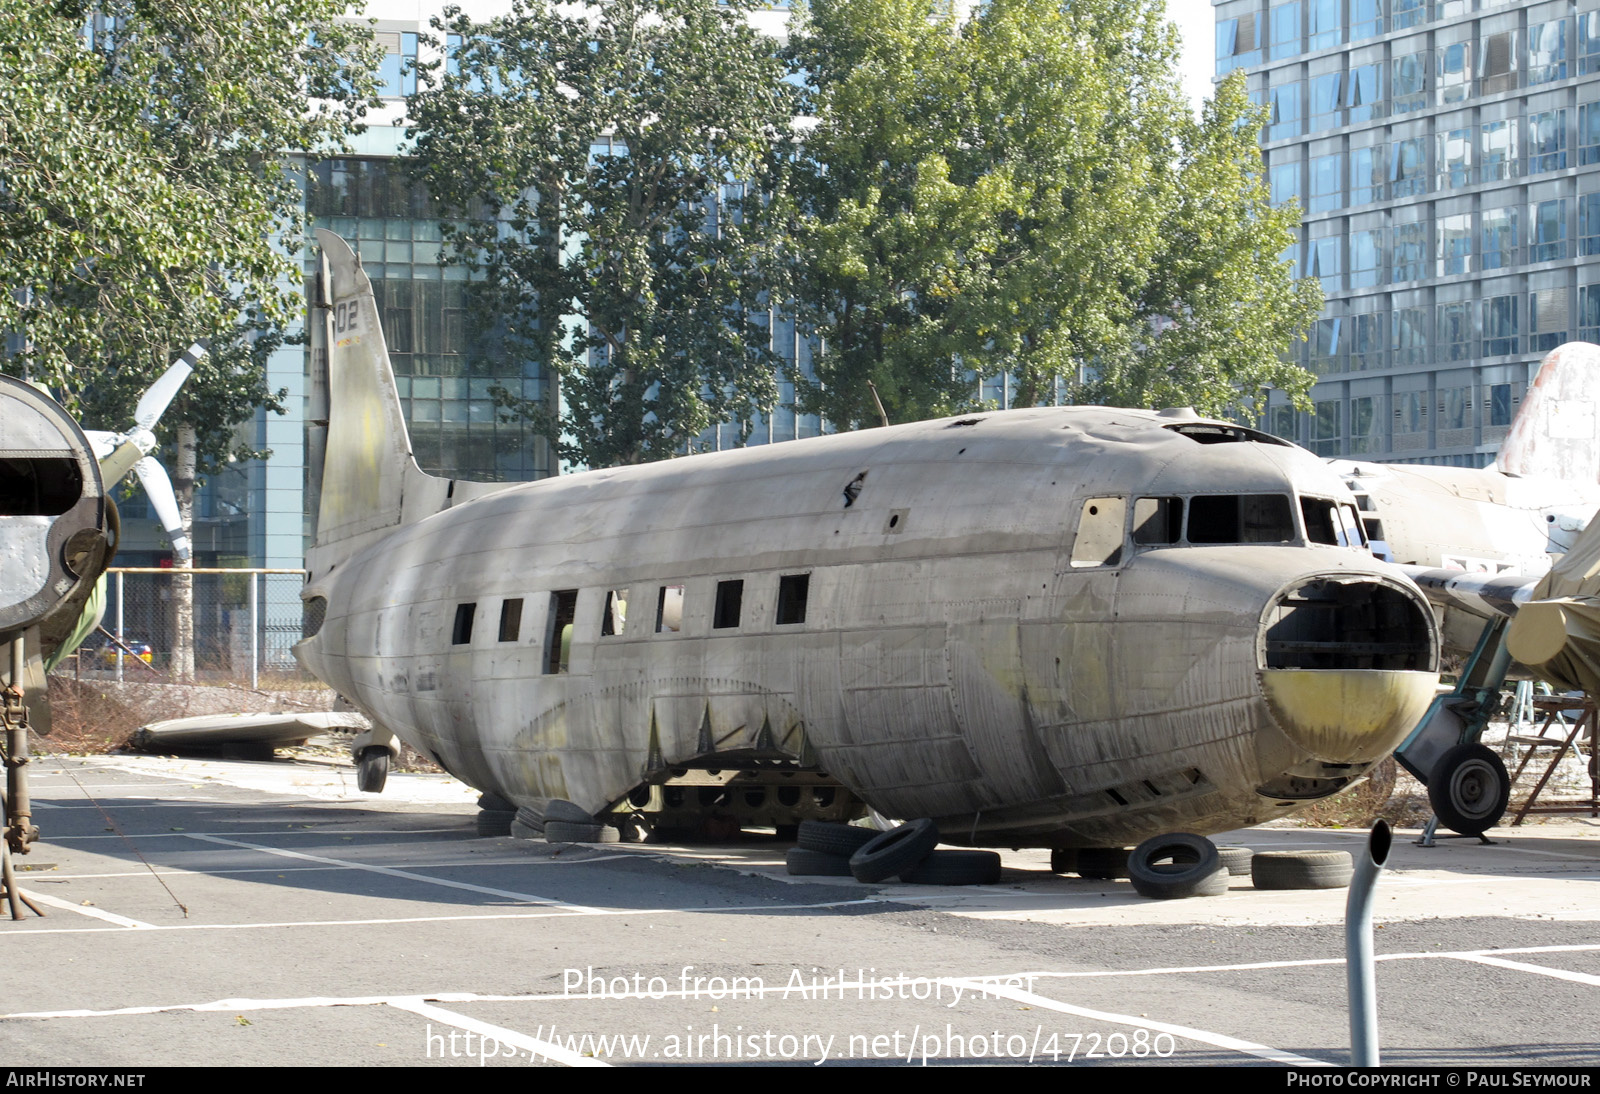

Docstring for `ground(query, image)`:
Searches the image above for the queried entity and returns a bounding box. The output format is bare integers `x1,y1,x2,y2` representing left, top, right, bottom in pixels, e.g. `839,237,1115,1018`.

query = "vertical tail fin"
308,229,449,577
1496,341,1600,481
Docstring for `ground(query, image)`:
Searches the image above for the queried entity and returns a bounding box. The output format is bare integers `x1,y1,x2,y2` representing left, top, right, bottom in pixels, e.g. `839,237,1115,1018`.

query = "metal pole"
115,571,125,683
1346,820,1392,1067
249,572,259,691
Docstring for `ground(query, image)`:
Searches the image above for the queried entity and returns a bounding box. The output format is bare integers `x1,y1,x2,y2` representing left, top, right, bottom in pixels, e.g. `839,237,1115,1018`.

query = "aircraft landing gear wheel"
1429,743,1510,837
355,746,389,793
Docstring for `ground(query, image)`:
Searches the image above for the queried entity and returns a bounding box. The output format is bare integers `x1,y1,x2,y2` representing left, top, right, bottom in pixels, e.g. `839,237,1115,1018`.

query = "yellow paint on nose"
1259,669,1438,763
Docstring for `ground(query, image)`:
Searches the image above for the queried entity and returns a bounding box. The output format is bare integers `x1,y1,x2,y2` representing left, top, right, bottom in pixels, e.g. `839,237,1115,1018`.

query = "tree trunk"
170,421,198,683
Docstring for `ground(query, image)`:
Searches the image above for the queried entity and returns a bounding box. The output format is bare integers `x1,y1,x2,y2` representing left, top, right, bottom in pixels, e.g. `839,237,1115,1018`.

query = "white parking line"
185,834,605,912
388,998,610,1068
0,897,886,937
963,979,1328,1066
1451,953,1600,987
18,890,153,929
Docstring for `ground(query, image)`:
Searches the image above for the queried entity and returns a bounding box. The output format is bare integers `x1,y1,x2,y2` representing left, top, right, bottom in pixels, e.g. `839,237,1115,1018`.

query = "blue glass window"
1482,207,1520,269
1531,198,1568,261
1308,0,1340,50
1350,0,1382,41
1391,53,1425,113
1269,83,1303,140
1483,296,1519,356
1309,154,1343,212
1347,64,1381,123
1529,110,1568,173
1528,20,1569,85
1310,72,1342,131
1351,144,1383,205
1270,2,1300,60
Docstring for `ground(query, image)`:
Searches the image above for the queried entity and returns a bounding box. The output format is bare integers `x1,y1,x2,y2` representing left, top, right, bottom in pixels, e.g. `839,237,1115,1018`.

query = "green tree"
787,0,1320,429
405,0,794,469
0,0,380,677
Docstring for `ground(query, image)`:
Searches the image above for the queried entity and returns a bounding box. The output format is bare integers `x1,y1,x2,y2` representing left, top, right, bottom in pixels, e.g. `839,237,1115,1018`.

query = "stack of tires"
785,820,1002,886
1116,833,1355,899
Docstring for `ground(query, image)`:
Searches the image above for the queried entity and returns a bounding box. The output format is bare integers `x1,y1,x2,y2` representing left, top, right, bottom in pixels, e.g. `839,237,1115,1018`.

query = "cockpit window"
1070,497,1126,567
1132,497,1183,545
1188,494,1295,544
1301,496,1366,547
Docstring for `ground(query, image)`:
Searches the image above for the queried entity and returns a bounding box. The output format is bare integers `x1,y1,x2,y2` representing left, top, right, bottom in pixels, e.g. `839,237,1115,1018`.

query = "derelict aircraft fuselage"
296,230,1439,847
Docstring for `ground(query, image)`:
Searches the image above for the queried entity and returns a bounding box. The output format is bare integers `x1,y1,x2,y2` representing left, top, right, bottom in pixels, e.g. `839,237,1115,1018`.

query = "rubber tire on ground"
849,818,940,883
510,802,544,839
899,849,1002,885
1428,743,1511,837
355,746,389,793
798,820,880,857
1127,833,1226,899
544,819,620,844
1049,848,1077,875
785,847,854,876
478,791,515,813
510,817,542,840
1250,850,1354,890
1217,846,1254,876
1075,847,1130,879
476,809,515,837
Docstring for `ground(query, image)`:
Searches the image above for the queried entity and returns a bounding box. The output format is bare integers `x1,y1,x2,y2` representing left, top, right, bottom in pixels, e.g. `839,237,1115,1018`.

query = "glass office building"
1218,0,1600,465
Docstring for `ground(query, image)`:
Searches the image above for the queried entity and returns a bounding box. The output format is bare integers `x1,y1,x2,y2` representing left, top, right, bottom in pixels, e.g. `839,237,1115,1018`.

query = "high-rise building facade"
1217,0,1600,466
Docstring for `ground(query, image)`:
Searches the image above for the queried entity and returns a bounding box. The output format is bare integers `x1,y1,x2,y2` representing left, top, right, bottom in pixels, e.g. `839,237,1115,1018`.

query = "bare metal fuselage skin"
297,407,1438,847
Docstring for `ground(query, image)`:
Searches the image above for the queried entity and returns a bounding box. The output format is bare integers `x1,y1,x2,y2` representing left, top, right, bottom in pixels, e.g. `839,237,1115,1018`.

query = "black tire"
1049,848,1077,875
1429,743,1511,837
1075,847,1130,879
785,848,854,876
1127,833,1226,899
544,820,620,844
849,818,939,882
798,821,879,857
1251,850,1354,890
478,791,515,813
355,747,389,793
510,805,543,840
899,849,1002,885
510,817,542,840
476,808,515,837
1217,846,1254,876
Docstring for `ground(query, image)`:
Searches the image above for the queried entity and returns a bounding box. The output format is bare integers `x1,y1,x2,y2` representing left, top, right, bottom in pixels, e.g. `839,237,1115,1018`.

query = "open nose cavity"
1256,573,1439,765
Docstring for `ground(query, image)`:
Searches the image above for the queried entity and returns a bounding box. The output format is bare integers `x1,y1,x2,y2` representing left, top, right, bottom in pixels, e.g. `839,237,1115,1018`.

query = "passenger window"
713,579,743,629
656,585,684,633
1070,498,1126,567
451,603,475,645
1189,494,1294,544
1132,497,1183,545
601,588,628,636
498,598,523,642
775,573,809,625
547,590,577,673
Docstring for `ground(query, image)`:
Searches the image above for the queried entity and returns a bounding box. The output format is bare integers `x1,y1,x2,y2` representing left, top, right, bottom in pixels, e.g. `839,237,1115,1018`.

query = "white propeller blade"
135,457,190,562
134,343,204,432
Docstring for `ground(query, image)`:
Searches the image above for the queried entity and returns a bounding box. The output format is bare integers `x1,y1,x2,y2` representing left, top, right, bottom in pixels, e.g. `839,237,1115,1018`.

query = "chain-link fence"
69,568,315,688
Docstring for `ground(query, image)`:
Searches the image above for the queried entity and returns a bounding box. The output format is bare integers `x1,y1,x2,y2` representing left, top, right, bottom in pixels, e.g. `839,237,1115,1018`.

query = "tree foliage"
405,0,794,469
787,0,1321,428
0,0,381,474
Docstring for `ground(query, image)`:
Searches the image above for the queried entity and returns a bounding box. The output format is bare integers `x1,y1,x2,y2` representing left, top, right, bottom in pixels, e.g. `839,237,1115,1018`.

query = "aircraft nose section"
1256,573,1439,764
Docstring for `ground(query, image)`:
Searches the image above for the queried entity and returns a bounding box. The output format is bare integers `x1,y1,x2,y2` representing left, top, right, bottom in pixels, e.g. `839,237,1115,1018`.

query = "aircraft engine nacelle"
0,376,111,652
